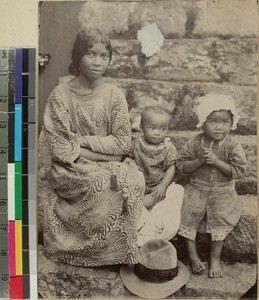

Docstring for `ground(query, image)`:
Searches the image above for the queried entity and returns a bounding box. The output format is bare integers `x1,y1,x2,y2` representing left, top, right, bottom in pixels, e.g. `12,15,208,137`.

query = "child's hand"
197,147,206,165
151,184,167,203
204,148,218,165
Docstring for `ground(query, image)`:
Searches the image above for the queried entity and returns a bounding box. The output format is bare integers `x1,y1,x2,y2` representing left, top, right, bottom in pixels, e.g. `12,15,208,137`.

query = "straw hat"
120,238,190,299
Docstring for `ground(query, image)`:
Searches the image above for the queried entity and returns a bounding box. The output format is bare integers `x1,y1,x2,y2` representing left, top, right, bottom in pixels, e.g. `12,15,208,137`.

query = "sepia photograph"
37,1,258,298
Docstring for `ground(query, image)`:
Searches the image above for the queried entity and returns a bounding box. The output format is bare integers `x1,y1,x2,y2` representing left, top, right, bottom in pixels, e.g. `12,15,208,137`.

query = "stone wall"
78,0,258,194
39,0,257,194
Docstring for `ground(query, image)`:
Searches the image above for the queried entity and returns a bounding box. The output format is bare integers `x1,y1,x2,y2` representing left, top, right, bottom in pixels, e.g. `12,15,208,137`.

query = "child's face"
203,110,232,141
141,111,169,145
79,43,110,81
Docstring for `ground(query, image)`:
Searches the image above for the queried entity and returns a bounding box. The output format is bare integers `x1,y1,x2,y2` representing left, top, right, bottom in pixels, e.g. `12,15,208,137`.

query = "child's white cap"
193,94,240,130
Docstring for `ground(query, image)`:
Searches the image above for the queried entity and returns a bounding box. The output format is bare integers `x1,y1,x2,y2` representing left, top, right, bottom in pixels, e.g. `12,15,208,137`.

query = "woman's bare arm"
80,148,122,162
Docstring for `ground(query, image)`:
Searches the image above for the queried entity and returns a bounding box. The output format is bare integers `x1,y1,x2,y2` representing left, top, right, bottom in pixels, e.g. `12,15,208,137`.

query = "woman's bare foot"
209,257,222,278
190,256,205,274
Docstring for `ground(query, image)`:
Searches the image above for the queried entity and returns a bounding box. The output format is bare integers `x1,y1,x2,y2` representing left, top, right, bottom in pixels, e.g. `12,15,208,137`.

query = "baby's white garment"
137,183,184,246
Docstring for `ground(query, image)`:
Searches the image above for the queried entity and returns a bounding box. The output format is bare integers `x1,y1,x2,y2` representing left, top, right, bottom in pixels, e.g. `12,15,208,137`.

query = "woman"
39,29,145,267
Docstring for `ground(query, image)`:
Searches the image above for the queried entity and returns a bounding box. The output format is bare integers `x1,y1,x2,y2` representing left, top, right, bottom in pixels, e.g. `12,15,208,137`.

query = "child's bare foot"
190,257,205,274
209,257,222,278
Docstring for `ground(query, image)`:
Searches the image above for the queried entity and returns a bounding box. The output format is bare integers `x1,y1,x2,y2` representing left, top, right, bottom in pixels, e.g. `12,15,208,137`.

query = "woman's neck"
71,75,105,93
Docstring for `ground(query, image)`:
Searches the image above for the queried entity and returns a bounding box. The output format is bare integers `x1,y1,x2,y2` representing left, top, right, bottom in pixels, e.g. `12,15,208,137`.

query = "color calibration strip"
0,48,37,299
0,48,11,300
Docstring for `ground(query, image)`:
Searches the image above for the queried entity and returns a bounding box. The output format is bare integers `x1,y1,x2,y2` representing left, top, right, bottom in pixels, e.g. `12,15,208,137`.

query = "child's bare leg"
142,194,156,209
209,240,223,278
185,238,205,273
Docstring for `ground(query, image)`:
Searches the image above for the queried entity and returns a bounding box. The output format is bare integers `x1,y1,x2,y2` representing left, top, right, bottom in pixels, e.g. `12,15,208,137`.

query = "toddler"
132,106,184,246
177,94,247,278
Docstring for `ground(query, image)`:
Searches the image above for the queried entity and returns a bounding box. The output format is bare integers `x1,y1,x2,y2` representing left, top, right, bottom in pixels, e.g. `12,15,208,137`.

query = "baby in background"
133,106,184,246
177,94,247,278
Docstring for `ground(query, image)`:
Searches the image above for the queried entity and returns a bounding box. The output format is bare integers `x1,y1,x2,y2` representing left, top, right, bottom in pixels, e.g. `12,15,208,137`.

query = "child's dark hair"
69,28,112,77
141,105,171,125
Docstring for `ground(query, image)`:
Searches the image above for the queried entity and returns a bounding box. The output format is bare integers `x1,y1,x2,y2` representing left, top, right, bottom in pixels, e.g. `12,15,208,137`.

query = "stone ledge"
109,39,257,86
192,0,258,38
38,246,256,299
183,262,257,299
78,1,188,39
116,78,257,135
59,76,257,135
78,0,258,38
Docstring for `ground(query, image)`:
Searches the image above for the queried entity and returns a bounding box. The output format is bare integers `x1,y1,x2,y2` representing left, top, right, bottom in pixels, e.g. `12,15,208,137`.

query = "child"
177,94,247,278
132,106,184,246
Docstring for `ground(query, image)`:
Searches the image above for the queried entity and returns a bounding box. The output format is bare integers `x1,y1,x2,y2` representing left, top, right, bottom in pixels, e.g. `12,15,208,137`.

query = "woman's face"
79,43,110,81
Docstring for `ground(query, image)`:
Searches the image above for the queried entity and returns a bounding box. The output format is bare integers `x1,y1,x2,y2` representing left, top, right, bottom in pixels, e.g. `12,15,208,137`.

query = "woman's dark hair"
69,28,112,77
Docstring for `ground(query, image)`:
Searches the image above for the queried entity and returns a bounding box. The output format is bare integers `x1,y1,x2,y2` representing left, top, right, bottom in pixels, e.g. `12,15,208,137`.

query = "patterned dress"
39,82,145,266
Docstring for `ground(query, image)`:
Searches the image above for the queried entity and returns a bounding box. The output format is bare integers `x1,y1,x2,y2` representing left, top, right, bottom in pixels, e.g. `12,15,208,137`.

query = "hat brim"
120,261,190,299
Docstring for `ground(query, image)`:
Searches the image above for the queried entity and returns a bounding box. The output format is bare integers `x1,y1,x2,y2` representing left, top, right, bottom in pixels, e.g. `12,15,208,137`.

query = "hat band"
134,263,179,283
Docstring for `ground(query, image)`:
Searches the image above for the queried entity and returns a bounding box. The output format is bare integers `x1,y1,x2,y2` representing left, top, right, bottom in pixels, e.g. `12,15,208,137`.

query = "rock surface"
38,245,256,299
78,0,258,38
183,262,257,299
108,39,257,86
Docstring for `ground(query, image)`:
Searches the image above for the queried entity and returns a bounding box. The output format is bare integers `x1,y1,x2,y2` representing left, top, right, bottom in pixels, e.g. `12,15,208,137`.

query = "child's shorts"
178,183,241,241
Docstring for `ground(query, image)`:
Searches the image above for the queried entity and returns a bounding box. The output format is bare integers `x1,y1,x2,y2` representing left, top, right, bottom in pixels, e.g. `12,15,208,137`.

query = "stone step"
78,0,257,39
108,39,257,86
38,195,257,298
118,79,257,135
60,76,256,135
181,262,257,299
38,251,256,299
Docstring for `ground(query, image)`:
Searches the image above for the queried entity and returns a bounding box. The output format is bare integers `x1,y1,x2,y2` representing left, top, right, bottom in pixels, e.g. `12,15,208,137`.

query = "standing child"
177,94,247,278
132,106,184,246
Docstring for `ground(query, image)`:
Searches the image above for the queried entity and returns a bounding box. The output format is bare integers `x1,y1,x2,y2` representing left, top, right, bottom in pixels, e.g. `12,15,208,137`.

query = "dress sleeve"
176,138,197,174
82,86,131,155
228,142,247,179
43,85,81,164
164,139,178,170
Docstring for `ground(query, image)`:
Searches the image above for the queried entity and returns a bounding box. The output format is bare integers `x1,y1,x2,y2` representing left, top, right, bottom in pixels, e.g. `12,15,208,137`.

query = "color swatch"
0,48,37,300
